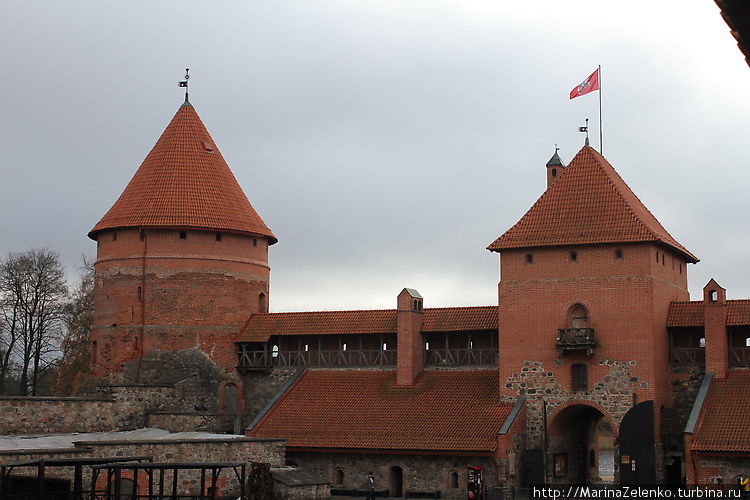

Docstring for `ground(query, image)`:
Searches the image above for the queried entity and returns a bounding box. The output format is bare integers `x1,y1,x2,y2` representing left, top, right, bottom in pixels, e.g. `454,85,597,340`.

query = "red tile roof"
692,371,750,453
667,300,750,327
248,369,512,453
89,101,276,242
487,146,697,263
239,306,497,342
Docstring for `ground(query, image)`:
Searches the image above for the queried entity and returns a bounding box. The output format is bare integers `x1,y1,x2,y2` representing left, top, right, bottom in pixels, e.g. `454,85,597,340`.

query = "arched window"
572,364,588,392
258,293,266,312
335,469,345,485
450,471,459,488
570,305,589,329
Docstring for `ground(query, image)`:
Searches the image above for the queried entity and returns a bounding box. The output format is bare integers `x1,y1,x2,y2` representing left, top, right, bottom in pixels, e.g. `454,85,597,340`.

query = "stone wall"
692,455,750,484
242,368,297,423
289,451,499,500
145,412,217,432
0,382,212,435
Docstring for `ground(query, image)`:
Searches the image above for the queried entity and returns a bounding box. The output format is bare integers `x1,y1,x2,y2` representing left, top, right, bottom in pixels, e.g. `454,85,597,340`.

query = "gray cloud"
1,0,749,311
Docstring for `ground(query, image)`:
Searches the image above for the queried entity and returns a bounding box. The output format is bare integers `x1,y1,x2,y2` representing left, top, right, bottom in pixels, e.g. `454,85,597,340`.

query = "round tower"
88,99,276,385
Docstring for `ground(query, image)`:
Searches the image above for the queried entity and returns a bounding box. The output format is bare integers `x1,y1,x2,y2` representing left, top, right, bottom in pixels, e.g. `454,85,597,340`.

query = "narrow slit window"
572,363,588,392
615,249,623,260
216,233,222,241
526,253,534,264
570,251,577,262
179,231,187,240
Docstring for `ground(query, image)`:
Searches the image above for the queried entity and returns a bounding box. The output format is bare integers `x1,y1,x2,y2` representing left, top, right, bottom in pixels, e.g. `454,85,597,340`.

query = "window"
342,343,347,351
179,231,187,239
253,238,258,247
272,344,279,358
383,343,388,351
304,344,309,352
699,337,706,348
709,290,718,302
656,251,659,263
335,469,344,485
137,286,142,301
258,293,266,312
662,254,665,265
92,341,98,364
570,305,589,329
551,168,557,177
745,337,750,347
450,471,459,488
570,251,577,262
216,232,222,241
615,249,623,260
526,253,534,264
112,231,117,241
572,364,588,392
425,342,430,350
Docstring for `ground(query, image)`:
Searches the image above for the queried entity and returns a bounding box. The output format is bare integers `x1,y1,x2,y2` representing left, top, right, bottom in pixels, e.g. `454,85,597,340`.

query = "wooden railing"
424,348,498,366
237,347,397,370
669,347,705,366
556,328,596,355
729,347,750,366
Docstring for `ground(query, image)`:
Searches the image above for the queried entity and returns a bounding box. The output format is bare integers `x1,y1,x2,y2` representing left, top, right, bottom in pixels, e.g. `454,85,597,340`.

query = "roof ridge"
253,305,497,316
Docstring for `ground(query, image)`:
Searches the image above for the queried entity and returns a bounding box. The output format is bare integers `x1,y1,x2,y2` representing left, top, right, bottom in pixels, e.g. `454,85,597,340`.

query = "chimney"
703,279,728,379
396,288,425,386
546,148,565,188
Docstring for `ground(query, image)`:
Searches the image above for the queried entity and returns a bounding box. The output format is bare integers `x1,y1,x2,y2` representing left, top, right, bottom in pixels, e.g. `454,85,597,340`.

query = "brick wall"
91,227,270,381
498,243,690,435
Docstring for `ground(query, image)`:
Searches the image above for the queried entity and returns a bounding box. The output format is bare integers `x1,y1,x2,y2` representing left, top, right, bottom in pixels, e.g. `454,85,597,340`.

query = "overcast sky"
1,1,748,312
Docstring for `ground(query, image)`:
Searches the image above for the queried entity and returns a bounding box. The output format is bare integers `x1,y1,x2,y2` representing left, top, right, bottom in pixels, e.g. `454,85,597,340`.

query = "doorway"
389,466,403,497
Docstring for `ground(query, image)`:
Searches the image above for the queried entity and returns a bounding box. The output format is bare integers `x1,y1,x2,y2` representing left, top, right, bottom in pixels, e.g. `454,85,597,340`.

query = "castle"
1,94,747,499
83,94,749,493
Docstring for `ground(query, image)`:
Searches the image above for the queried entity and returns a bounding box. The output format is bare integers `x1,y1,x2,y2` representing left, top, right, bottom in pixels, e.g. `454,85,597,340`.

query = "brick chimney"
546,148,565,188
396,288,425,386
703,279,728,379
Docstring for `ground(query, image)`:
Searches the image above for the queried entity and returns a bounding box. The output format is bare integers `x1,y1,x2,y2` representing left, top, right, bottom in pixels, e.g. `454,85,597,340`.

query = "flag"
179,81,188,87
569,68,600,99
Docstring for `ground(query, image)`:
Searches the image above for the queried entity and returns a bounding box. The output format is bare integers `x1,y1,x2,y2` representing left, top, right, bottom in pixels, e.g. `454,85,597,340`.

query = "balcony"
556,328,596,356
669,347,705,367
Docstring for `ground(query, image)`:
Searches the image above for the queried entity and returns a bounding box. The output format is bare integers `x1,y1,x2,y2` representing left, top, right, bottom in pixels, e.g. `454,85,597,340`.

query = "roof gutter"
685,373,713,434
499,396,526,435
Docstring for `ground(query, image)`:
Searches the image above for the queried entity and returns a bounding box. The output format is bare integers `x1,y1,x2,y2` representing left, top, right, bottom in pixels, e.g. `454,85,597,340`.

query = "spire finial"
179,68,190,103
555,143,559,153
579,118,590,146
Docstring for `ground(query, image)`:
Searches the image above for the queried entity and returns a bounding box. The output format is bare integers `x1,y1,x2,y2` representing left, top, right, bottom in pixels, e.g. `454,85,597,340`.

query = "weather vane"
179,68,190,102
579,118,590,146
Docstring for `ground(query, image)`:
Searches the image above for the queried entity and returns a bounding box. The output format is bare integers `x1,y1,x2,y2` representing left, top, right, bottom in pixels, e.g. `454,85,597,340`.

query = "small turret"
545,147,565,188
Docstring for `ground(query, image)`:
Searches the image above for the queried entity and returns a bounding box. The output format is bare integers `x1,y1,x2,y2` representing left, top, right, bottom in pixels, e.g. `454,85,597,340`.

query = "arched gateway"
548,403,617,484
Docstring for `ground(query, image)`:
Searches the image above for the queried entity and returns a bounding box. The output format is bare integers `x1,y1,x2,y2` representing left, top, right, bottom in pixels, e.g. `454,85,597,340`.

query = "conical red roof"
89,101,276,243
487,145,697,262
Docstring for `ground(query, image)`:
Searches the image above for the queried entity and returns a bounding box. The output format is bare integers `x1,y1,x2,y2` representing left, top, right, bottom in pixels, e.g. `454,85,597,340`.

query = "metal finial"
179,68,190,102
578,118,590,146
555,143,559,153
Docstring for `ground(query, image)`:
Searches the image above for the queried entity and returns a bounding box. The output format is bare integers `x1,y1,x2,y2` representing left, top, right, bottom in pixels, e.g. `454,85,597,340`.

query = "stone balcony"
556,328,597,356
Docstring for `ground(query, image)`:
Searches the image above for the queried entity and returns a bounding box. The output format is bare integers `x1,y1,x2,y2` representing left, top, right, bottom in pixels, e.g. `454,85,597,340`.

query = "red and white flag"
569,68,600,99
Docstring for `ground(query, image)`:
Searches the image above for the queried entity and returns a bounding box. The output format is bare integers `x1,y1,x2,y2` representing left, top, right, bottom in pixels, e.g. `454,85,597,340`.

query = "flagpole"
598,65,603,155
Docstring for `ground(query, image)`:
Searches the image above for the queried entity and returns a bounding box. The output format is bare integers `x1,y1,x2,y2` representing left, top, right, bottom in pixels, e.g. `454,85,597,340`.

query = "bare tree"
0,249,67,395
53,256,95,395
